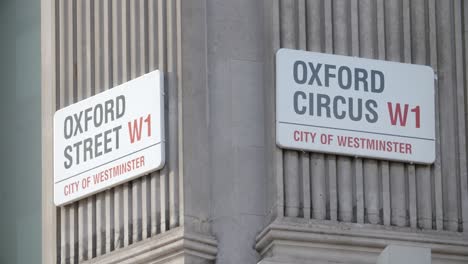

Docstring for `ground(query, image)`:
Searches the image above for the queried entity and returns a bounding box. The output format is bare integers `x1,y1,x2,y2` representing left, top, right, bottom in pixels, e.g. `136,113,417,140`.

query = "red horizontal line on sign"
55,142,162,184
278,121,435,141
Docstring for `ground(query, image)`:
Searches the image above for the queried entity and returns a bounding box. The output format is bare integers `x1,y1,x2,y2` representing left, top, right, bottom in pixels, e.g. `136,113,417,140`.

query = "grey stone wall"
42,0,468,263
42,0,183,262
265,0,468,233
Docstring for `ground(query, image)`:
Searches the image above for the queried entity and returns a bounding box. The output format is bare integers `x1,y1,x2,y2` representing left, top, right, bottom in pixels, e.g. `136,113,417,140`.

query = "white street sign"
276,49,435,164
54,70,165,206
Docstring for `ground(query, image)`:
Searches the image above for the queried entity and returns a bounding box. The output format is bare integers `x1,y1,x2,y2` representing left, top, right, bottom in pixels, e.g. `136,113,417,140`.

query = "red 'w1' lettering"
128,114,152,143
387,103,421,128
411,105,420,128
387,103,409,127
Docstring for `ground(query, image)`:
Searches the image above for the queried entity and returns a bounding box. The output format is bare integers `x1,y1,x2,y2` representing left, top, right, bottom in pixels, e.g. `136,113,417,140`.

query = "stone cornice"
83,227,217,264
256,217,468,259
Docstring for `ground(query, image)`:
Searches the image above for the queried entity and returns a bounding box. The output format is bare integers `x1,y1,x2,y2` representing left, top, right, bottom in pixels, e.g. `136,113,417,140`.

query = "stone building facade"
41,0,468,263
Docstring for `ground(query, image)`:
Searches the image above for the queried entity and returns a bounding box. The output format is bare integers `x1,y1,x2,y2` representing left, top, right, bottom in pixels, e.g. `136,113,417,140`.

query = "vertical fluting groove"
358,0,376,58
112,0,120,87
57,1,68,263
130,0,143,243
167,0,175,229
87,189,93,253
265,0,282,221
158,0,168,233
349,0,364,224
355,158,364,224
52,0,61,261
145,1,152,241
153,172,161,235
70,205,77,263
364,160,380,224
55,0,61,109
95,194,104,255
102,0,114,252
298,0,306,51
121,0,133,246
302,154,311,219
350,0,359,56
176,0,184,228
114,186,123,249
390,162,407,227
149,0,158,70
68,1,78,262
94,0,102,91
453,0,467,233
56,209,61,264
417,166,432,229
85,0,93,256
112,0,124,250
306,0,327,221
384,0,407,227
131,178,141,242
410,0,433,230
150,173,158,236
376,0,386,58
358,0,380,225
436,0,460,232
167,0,179,228
86,0,94,96
70,0,77,105
408,165,418,228
141,0,149,74
402,0,412,63
280,0,301,218
76,0,84,100
160,172,167,233
105,190,112,253
140,0,150,239
333,0,353,223
284,152,300,217
402,0,418,229
327,155,337,221
86,1,95,257
130,0,138,80
381,162,391,226
148,0,160,237
273,0,285,219
297,0,309,219
60,208,67,263
122,0,131,82
310,154,326,219
141,174,149,239
350,1,361,224
323,0,333,54
427,0,443,231
306,0,322,51
76,0,86,260
462,0,468,233
123,182,131,246
93,0,105,256
322,0,337,222
103,0,112,90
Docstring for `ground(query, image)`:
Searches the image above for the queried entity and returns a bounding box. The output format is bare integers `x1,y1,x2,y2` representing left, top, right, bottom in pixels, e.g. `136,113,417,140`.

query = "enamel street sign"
54,70,165,206
276,49,435,164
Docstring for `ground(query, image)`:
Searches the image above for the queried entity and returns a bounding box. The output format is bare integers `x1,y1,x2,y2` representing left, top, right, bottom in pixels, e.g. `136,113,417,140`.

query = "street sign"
276,49,435,164
54,70,165,206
